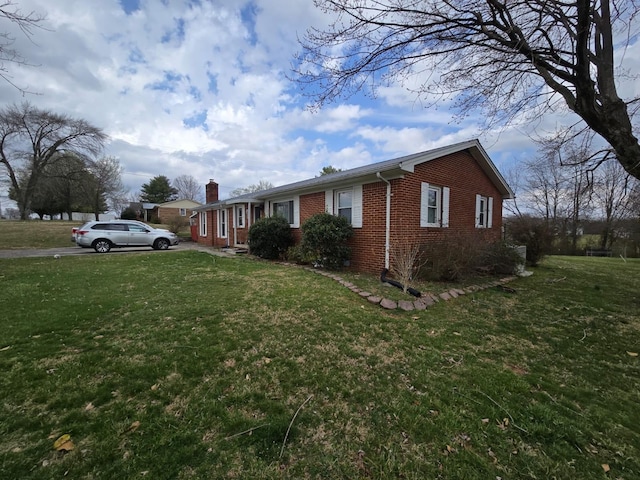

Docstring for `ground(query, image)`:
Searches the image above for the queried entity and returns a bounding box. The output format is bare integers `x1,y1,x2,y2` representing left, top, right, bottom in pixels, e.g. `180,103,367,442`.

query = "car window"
91,223,108,230
128,224,149,233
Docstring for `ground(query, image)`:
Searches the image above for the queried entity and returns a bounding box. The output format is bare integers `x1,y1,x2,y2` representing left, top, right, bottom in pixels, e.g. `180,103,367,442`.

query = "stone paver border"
297,265,518,311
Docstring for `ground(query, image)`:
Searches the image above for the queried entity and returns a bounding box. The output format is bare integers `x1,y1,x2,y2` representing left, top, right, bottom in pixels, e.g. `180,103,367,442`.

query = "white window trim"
420,183,450,228
179,208,187,216
236,205,245,228
325,185,362,228
199,211,207,237
271,197,300,228
218,208,228,238
475,194,494,228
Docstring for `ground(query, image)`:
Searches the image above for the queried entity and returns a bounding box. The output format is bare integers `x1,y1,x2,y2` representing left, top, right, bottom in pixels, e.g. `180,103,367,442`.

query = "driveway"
0,242,231,259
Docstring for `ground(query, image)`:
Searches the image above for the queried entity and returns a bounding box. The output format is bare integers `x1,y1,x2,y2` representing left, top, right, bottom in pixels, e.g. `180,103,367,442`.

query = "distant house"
192,139,514,274
128,199,202,223
127,202,158,222
156,199,202,224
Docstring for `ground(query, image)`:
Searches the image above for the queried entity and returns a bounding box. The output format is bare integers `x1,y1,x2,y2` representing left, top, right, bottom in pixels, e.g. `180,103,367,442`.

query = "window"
426,186,440,225
236,206,245,228
475,195,493,228
179,208,187,216
325,185,362,227
218,209,227,238
128,224,149,233
92,223,127,231
336,189,352,224
274,200,294,224
199,211,207,237
254,205,263,222
420,183,450,228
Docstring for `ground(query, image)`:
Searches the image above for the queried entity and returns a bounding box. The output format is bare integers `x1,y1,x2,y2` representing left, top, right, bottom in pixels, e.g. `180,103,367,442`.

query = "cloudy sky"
1,0,639,208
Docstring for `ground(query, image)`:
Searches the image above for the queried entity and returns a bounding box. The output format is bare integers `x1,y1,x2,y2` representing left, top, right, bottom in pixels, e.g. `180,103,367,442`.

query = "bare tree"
230,180,274,198
109,189,131,218
524,153,568,227
0,102,107,219
592,160,638,249
173,174,204,202
295,1,640,180
0,1,46,92
84,156,125,220
389,238,425,294
521,139,594,253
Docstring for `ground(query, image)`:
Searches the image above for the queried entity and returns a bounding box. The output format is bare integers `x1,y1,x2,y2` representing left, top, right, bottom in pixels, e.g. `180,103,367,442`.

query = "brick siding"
196,150,505,274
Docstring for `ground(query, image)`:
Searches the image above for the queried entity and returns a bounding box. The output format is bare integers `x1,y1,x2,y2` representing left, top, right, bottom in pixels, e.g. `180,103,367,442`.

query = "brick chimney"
206,179,219,203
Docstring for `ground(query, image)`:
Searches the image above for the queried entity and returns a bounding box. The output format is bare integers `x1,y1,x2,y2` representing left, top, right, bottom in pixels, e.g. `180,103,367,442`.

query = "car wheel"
154,238,170,250
93,239,112,253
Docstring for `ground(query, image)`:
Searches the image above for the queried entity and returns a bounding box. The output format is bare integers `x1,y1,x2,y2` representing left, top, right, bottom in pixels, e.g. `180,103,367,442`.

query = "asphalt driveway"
0,242,229,259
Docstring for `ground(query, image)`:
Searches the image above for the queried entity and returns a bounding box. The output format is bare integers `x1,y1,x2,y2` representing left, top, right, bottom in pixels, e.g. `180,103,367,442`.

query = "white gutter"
376,172,391,269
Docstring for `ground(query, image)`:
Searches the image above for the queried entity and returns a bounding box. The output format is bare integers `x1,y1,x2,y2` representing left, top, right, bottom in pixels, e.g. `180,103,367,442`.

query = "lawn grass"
0,252,638,479
0,220,190,249
0,220,78,249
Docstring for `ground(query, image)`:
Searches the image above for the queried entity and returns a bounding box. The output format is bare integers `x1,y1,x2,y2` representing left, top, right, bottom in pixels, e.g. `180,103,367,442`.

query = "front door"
127,223,151,246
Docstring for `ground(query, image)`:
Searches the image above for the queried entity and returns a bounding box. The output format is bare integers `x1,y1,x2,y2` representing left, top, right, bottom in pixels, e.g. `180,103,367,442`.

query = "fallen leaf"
627,351,638,357
150,383,159,391
0,345,11,351
84,402,94,411
602,463,610,473
481,418,490,424
487,448,497,463
122,421,141,435
53,434,74,452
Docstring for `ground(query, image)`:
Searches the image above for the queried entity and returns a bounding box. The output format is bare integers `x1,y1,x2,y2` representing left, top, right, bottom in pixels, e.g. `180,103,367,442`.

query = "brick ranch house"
192,139,514,275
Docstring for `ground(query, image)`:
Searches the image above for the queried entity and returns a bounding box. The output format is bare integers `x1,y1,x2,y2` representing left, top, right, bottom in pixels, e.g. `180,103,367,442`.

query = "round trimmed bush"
248,215,294,260
301,212,353,270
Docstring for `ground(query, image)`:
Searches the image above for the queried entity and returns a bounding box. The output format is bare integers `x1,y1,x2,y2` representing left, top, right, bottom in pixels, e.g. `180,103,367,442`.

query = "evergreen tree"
140,175,178,203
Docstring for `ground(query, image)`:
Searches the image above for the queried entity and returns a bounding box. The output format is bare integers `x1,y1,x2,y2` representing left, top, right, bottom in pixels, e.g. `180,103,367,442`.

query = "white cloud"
2,0,638,212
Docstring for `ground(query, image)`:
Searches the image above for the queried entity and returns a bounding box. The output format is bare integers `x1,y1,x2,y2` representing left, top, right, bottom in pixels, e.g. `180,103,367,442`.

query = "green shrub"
285,244,316,264
120,207,137,220
247,215,294,260
301,213,353,270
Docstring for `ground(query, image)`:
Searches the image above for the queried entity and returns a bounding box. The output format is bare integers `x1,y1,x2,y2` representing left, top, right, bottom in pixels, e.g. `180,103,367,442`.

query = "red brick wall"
300,192,325,224
349,151,504,274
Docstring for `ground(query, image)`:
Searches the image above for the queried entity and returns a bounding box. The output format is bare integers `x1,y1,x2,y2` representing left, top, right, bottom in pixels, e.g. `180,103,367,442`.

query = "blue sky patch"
146,71,184,92
119,0,140,15
183,111,208,130
240,2,259,46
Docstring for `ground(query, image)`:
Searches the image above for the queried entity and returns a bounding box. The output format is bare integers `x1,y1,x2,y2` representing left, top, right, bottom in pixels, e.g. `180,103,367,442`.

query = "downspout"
376,172,391,269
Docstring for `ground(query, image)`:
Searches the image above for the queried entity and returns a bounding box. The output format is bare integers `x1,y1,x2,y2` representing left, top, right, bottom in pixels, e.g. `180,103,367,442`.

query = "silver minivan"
74,220,179,253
